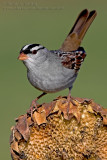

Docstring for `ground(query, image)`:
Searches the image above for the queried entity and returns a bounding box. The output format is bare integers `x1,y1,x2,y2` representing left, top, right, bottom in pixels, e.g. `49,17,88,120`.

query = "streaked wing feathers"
52,47,86,72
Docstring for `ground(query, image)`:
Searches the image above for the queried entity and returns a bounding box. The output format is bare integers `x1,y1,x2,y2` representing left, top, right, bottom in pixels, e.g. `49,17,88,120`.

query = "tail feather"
68,9,89,36
78,10,97,40
60,9,97,52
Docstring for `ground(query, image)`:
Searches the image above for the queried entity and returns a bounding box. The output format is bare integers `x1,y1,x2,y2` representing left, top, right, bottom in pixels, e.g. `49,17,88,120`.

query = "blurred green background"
0,0,107,159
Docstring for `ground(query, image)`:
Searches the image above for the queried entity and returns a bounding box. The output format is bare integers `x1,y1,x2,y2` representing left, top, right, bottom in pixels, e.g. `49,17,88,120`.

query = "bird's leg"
67,87,77,105
66,88,72,114
66,87,76,117
34,92,47,102
28,92,47,116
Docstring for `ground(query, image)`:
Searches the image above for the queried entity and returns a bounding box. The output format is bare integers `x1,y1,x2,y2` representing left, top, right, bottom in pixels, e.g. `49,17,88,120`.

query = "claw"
27,92,47,118
66,87,77,119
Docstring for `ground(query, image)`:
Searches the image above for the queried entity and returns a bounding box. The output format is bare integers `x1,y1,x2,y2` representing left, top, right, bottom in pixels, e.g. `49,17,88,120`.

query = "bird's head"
18,44,48,69
18,44,45,61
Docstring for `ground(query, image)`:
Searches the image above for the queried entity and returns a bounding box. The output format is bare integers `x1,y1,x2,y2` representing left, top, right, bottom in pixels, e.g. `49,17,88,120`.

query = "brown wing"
60,9,97,52
59,47,86,72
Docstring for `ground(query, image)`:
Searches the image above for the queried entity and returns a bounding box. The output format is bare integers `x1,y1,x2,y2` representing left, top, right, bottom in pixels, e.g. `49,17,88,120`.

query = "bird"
18,9,97,115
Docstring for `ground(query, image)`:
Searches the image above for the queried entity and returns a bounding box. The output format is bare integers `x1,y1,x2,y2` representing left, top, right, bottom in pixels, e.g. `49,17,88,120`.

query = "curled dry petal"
10,97,107,160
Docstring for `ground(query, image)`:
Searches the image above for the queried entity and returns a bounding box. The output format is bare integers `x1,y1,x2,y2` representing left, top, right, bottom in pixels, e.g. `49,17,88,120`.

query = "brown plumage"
60,9,97,52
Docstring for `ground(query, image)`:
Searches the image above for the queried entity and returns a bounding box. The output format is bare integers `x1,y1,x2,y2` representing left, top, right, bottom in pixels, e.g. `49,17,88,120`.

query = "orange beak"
18,52,28,60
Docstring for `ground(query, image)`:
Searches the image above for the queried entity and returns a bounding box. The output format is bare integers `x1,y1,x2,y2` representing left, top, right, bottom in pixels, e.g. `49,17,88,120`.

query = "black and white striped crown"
20,44,45,54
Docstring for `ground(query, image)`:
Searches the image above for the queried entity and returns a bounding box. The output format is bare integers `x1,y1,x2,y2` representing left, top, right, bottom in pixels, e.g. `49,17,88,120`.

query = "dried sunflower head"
10,97,107,160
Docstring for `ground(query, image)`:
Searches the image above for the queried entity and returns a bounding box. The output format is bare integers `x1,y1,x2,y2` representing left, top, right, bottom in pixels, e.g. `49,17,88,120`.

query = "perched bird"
18,9,97,113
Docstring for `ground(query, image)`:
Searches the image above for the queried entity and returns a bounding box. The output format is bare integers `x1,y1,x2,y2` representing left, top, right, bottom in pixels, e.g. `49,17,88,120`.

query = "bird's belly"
27,67,77,93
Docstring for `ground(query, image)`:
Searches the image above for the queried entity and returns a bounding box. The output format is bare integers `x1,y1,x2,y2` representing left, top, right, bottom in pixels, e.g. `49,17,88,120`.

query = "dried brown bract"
10,97,107,160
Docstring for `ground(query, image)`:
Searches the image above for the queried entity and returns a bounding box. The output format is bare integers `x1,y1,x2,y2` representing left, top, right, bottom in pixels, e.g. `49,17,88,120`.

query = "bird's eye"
32,50,37,54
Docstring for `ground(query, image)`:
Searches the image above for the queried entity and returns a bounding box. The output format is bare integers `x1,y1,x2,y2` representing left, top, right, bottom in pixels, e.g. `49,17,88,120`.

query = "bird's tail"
60,9,97,52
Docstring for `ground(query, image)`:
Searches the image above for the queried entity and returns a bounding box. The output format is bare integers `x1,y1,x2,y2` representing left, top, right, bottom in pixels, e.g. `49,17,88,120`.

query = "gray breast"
27,51,77,93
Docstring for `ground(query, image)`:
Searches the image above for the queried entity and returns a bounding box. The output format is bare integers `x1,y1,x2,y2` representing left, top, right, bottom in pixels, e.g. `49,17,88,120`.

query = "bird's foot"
67,95,77,109
67,96,77,106
64,95,77,120
27,92,47,117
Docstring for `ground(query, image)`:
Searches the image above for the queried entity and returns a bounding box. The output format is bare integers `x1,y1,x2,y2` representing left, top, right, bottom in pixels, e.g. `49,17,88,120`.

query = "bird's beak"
18,52,28,60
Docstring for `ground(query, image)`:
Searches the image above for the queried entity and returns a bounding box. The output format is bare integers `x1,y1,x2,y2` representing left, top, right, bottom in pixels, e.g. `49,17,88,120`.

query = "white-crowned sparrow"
18,9,97,112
